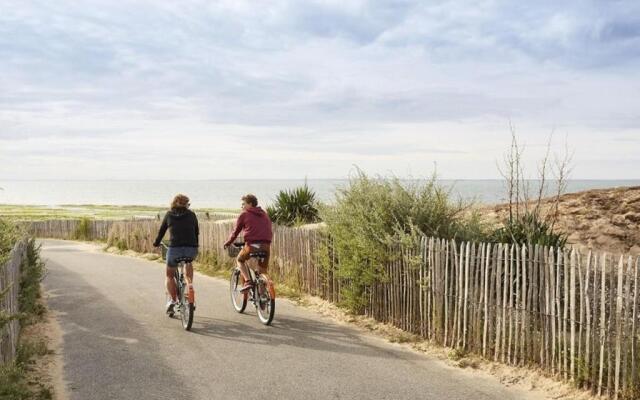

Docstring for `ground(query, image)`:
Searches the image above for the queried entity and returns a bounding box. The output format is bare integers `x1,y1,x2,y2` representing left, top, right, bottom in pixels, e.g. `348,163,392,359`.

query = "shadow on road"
189,313,424,362
44,257,196,400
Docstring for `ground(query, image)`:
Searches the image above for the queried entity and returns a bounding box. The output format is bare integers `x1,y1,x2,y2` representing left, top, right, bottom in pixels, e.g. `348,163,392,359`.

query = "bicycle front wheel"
230,268,247,313
256,278,275,325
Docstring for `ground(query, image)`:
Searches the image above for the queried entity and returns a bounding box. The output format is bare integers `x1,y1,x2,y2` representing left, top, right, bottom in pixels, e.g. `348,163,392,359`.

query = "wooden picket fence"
0,240,28,365
370,239,640,399
28,219,640,398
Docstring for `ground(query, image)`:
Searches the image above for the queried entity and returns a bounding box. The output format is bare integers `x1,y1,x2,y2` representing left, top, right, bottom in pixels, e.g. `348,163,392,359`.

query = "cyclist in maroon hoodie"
224,194,273,292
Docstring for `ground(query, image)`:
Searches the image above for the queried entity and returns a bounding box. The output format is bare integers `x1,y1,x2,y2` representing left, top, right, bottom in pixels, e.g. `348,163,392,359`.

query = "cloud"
0,0,639,179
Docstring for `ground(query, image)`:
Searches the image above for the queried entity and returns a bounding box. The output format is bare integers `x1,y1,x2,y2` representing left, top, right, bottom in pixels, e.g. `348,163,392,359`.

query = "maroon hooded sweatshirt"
225,206,273,246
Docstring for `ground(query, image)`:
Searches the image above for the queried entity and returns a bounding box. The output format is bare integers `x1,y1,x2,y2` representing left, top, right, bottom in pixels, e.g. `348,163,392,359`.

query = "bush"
19,238,47,323
320,170,487,312
267,184,320,226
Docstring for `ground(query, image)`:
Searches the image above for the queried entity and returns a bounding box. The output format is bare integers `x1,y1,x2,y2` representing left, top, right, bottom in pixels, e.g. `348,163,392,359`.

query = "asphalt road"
41,239,541,400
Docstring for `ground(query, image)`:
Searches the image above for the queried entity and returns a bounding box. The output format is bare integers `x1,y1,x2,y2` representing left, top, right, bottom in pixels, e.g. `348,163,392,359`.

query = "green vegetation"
320,170,487,312
0,219,20,333
0,338,52,400
267,184,321,226
19,239,47,323
490,212,567,248
0,220,52,399
73,217,92,241
0,204,237,221
0,219,19,264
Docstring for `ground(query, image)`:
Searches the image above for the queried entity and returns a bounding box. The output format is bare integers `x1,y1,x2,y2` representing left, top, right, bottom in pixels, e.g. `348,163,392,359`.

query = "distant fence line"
25,219,115,241
0,240,27,365
29,219,640,398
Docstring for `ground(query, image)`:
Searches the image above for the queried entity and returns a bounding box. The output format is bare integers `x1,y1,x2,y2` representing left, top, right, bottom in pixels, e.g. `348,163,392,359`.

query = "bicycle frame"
247,268,276,300
174,262,195,304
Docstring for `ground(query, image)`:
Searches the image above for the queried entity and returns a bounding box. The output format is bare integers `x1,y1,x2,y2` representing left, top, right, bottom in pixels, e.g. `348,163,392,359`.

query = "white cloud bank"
1,0,639,179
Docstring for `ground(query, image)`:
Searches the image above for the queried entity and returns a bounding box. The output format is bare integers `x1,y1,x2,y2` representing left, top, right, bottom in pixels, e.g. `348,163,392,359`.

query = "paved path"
41,240,541,400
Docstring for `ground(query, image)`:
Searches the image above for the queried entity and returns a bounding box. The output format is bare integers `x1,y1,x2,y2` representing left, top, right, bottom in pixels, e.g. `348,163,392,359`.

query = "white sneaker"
166,300,176,314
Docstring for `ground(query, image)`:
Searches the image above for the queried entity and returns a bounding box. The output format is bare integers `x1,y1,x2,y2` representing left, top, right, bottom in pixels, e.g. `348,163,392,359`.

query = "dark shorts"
237,243,270,270
166,246,198,267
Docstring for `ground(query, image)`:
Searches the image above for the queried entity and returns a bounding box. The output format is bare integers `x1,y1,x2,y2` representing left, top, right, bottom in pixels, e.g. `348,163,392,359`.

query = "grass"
0,204,238,221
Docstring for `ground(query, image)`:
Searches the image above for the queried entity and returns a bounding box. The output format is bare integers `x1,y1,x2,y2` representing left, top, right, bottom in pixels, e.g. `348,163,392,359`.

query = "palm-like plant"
267,184,320,226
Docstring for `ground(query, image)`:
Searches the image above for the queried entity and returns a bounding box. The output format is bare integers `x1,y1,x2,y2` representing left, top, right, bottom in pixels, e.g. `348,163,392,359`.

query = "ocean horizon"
1,179,638,209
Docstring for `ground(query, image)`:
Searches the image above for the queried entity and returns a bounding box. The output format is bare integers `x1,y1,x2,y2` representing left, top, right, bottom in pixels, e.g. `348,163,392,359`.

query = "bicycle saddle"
174,257,194,263
249,251,268,258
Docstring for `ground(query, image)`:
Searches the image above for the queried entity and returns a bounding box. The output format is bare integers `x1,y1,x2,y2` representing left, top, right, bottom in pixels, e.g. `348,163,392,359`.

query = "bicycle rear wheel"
179,283,194,331
230,268,247,313
256,278,275,325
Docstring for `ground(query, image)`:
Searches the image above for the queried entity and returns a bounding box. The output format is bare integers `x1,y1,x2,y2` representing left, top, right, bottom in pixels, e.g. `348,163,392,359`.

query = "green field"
0,204,238,221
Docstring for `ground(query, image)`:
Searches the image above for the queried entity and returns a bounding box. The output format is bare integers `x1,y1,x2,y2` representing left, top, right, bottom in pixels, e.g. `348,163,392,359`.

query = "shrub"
267,184,320,226
320,170,487,312
19,238,47,322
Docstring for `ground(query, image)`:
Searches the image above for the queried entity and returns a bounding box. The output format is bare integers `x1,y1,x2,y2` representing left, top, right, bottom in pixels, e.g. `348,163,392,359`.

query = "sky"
1,0,639,180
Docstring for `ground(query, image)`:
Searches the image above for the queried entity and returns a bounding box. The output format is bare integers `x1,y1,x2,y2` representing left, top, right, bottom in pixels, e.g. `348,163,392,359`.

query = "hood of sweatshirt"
246,206,266,217
169,207,189,218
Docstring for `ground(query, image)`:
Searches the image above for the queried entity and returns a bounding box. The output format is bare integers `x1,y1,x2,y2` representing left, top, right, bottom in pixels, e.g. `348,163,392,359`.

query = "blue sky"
1,0,639,179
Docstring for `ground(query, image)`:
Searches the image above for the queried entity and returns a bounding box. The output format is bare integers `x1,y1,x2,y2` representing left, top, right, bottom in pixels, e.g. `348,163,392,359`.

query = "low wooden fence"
28,219,640,398
373,239,640,399
104,220,328,297
0,240,27,365
24,219,114,241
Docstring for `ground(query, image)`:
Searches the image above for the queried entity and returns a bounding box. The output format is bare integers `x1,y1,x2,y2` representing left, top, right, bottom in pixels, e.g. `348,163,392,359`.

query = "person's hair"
242,194,258,207
171,194,190,209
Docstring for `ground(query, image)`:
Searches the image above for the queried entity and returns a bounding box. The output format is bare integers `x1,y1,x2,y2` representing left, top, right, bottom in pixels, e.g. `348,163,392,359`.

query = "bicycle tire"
180,284,194,331
230,269,247,313
256,278,275,325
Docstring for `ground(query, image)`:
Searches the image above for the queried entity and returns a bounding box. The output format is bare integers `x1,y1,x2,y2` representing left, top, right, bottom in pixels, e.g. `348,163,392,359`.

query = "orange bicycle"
229,243,276,325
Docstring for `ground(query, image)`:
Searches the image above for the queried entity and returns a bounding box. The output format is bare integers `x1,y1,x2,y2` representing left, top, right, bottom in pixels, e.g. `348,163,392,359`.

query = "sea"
0,180,638,209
